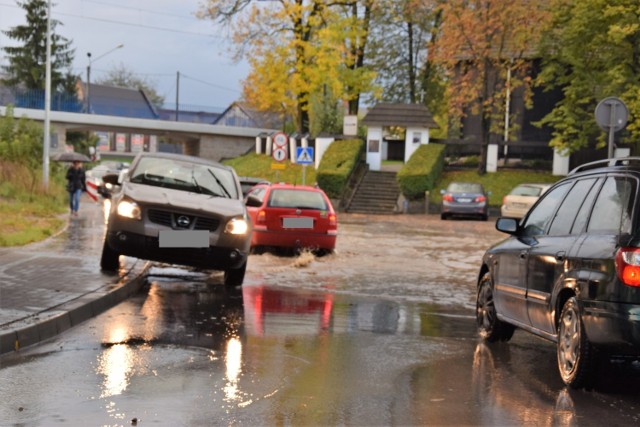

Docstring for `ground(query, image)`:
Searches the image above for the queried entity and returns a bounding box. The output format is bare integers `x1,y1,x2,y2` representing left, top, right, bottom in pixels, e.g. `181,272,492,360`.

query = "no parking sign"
272,132,288,162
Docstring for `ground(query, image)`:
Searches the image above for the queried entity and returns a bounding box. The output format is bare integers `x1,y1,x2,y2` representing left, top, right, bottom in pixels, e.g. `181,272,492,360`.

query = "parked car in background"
245,183,337,255
440,182,489,221
500,183,552,219
476,157,640,388
239,176,270,197
86,160,130,198
100,152,251,287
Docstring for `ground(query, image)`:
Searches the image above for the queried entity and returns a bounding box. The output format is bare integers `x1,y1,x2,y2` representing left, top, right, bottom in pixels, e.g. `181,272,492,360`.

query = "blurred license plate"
513,202,528,208
457,198,472,203
283,217,314,229
159,230,209,248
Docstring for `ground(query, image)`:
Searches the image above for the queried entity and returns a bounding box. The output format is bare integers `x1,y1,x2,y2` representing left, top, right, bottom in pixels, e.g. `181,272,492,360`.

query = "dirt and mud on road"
245,213,505,310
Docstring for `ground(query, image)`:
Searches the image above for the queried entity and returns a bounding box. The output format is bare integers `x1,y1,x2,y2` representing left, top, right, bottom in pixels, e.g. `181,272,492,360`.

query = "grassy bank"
0,161,68,246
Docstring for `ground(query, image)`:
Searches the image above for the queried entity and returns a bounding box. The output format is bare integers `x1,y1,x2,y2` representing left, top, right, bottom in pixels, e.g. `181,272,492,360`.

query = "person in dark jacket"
66,161,86,216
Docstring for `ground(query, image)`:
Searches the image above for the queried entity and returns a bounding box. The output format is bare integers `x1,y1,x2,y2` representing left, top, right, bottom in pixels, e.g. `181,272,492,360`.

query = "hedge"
397,143,446,200
316,139,364,198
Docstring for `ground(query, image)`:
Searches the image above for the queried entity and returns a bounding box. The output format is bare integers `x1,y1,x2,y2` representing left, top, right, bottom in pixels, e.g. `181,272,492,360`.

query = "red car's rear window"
267,189,328,210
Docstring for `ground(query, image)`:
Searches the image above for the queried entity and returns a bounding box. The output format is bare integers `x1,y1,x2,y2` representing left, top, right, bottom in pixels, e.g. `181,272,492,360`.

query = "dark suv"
476,158,640,388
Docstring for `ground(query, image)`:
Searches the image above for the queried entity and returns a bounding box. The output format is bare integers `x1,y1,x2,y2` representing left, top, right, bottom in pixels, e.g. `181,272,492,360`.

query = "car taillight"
475,195,486,203
443,194,454,202
329,213,337,227
615,247,640,287
502,196,507,205
257,210,266,224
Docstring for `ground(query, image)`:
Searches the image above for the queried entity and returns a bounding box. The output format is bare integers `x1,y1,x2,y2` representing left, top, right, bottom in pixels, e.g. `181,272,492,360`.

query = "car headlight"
117,200,141,220
225,217,248,235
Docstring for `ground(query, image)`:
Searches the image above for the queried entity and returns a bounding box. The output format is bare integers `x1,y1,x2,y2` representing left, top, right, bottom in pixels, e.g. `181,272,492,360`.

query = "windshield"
129,156,239,198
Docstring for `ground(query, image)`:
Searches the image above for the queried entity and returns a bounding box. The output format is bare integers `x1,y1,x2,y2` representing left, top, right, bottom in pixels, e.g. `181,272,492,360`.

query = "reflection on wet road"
2,215,640,425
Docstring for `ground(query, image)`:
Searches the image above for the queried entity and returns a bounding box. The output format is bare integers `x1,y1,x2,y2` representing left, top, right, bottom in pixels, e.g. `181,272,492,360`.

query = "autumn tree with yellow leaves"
198,0,377,134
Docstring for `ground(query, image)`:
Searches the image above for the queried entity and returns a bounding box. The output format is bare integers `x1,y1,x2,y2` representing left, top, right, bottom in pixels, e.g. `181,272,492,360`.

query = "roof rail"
569,157,640,175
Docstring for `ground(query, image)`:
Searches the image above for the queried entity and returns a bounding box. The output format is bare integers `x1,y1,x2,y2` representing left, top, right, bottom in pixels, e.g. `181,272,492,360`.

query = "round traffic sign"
272,147,287,162
273,132,288,147
595,97,629,132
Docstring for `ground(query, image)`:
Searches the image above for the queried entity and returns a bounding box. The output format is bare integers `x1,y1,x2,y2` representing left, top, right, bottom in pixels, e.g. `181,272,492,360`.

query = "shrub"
316,139,364,198
397,144,446,200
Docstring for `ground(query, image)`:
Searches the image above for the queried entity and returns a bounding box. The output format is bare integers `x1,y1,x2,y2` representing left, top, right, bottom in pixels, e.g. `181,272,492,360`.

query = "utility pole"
175,71,180,121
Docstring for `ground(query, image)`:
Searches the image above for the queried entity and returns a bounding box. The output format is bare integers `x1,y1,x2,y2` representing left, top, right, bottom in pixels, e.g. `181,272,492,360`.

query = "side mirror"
245,194,262,208
496,217,519,235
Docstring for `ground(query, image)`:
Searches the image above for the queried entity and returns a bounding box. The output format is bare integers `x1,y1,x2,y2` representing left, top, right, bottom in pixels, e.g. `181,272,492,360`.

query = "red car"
245,183,337,254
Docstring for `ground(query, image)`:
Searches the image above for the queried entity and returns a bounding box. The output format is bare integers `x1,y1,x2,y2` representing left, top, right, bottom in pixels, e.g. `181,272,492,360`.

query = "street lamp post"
42,0,52,188
85,43,124,113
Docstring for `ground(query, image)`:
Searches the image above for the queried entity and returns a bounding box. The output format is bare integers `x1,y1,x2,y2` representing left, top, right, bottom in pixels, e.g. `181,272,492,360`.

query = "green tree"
367,0,447,137
1,0,76,93
432,0,551,173
96,63,165,110
536,0,640,154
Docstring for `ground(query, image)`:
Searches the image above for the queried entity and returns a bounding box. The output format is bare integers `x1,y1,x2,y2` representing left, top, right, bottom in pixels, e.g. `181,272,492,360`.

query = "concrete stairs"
345,171,400,214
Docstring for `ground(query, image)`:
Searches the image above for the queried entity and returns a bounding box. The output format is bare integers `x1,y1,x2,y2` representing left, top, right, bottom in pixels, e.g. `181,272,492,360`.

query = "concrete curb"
0,262,150,356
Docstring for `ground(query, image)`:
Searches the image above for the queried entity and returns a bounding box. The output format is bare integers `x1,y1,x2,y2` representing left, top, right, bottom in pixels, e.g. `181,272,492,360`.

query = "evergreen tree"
1,0,77,93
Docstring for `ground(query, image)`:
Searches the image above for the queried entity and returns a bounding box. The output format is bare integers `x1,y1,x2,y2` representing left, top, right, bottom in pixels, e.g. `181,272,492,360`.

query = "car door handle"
555,251,566,262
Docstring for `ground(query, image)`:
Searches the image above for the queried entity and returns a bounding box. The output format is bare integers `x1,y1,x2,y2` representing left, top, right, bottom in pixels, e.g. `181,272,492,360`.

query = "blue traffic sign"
296,147,314,165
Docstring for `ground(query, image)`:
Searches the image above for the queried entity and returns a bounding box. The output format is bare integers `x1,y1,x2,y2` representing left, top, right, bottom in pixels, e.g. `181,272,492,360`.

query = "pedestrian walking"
66,160,86,216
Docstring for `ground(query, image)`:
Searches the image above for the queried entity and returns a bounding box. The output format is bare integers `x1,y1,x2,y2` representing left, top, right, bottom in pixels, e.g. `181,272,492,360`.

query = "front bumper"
106,230,248,270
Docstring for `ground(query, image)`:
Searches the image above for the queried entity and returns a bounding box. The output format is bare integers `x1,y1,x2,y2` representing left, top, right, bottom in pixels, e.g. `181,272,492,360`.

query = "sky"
0,0,250,112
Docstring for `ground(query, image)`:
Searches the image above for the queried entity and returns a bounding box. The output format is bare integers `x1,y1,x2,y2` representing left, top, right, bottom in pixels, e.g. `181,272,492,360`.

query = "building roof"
158,108,221,124
362,103,438,129
213,101,283,129
82,83,159,119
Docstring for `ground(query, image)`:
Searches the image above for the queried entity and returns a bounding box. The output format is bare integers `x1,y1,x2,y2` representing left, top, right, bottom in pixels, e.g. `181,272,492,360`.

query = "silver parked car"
500,183,552,219
100,152,252,287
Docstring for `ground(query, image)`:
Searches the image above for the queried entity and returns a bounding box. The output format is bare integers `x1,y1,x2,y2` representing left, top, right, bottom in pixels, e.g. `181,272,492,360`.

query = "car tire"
100,239,119,271
476,272,515,342
557,297,596,389
224,261,247,288
440,213,448,220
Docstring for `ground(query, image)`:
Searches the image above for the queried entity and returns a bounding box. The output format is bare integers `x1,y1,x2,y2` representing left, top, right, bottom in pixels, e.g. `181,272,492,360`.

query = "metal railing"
0,87,83,113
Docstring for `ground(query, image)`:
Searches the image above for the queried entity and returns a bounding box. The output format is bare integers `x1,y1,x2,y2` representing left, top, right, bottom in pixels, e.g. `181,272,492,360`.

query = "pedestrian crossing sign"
296,147,314,165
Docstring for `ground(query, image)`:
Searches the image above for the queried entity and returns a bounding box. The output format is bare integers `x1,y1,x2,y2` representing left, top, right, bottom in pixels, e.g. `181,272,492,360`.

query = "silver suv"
100,152,251,287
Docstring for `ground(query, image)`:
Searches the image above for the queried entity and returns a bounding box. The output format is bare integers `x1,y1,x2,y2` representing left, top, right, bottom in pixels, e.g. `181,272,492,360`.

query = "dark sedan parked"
476,158,640,388
440,182,489,220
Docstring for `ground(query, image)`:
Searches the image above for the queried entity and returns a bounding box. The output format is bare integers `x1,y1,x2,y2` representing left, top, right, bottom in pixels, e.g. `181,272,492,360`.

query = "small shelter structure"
361,103,437,171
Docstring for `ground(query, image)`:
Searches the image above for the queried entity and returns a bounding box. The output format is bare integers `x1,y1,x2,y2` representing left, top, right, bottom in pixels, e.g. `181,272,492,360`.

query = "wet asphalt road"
2,214,640,426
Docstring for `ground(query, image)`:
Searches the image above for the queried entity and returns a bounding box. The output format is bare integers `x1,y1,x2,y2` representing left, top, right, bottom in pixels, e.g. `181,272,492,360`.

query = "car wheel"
481,214,488,221
224,261,247,288
440,213,448,220
476,272,515,342
557,297,596,388
100,239,119,271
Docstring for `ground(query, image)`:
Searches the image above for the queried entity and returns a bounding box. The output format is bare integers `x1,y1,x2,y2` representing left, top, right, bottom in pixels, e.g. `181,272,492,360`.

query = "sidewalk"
0,195,149,356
